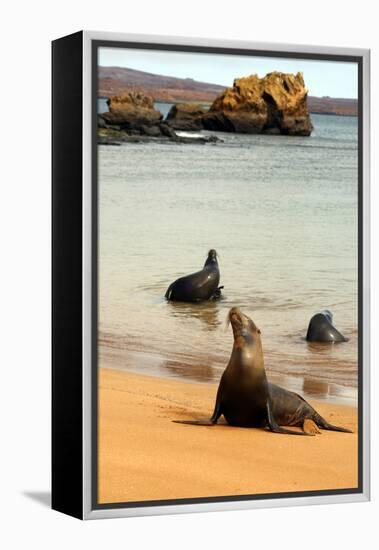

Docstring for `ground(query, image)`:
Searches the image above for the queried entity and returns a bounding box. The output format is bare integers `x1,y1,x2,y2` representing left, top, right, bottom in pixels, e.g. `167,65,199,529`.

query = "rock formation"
98,92,221,145
98,73,315,143
166,103,207,131
202,72,313,136
101,92,163,130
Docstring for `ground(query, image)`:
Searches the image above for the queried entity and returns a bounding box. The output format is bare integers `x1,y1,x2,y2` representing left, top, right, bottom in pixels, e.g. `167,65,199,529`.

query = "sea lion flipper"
172,419,216,426
173,391,223,426
210,385,223,423
268,425,311,436
313,413,353,433
303,419,321,435
210,286,224,301
266,401,311,436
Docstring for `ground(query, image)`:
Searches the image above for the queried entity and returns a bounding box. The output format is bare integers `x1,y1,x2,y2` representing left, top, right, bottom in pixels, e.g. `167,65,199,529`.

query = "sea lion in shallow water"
306,310,347,343
174,307,352,435
165,249,223,302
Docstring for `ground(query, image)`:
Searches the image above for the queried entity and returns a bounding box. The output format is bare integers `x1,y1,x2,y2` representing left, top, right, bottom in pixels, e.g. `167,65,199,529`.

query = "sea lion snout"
228,307,243,326
228,308,261,338
321,309,333,321
207,249,218,262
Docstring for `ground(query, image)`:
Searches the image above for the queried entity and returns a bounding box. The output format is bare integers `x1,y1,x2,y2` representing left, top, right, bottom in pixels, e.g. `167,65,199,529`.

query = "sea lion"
306,310,347,343
165,249,223,303
174,307,352,435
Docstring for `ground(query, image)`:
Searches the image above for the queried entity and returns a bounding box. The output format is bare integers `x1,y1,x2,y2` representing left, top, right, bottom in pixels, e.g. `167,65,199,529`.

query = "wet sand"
99,345,358,405
98,368,358,504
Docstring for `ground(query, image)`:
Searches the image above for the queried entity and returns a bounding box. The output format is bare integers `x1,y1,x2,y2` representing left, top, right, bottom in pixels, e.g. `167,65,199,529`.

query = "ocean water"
98,111,358,404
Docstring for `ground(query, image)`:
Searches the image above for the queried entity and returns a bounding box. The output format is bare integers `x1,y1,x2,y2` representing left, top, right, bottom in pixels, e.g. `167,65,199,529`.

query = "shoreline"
98,367,358,505
99,344,358,406
98,96,358,118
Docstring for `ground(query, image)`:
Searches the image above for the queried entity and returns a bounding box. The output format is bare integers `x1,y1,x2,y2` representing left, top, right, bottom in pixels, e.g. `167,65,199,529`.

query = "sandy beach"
98,367,358,504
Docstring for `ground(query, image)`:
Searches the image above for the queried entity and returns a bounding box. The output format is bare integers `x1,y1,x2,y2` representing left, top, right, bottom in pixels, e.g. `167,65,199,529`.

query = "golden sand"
98,368,358,504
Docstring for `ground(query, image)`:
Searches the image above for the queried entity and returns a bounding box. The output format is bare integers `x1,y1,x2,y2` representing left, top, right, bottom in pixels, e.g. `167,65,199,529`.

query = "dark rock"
98,136,121,146
166,103,206,130
101,92,163,131
159,123,178,139
97,123,221,146
206,135,220,143
263,127,281,135
140,124,162,137
280,116,313,136
97,114,108,129
202,111,265,133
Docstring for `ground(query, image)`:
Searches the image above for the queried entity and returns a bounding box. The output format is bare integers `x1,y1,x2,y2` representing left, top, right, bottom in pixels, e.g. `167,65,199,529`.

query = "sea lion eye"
257,329,261,334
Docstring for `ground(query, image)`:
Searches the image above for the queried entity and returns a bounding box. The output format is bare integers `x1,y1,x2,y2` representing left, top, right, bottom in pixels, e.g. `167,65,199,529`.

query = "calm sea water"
98,109,358,404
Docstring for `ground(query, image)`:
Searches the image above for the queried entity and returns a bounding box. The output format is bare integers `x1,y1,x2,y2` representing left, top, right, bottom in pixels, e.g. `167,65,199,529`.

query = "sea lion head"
204,249,218,266
228,308,264,369
228,307,261,343
321,309,333,322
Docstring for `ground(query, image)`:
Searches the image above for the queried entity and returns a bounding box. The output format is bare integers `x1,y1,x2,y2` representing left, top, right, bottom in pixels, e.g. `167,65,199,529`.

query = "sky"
99,47,358,99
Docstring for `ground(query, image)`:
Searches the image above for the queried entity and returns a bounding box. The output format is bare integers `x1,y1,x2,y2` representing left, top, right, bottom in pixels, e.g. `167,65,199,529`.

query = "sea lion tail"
172,419,215,426
314,413,353,433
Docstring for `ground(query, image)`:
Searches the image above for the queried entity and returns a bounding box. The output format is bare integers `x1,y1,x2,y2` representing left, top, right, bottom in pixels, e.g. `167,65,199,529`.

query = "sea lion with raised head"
165,249,223,302
306,310,347,343
174,307,352,435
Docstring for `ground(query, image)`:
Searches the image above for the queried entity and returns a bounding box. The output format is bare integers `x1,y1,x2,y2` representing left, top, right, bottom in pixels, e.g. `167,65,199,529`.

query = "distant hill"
307,96,357,117
99,66,358,116
98,66,224,103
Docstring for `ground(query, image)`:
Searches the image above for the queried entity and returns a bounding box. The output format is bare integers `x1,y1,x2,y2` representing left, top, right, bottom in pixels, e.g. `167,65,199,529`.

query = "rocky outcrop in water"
101,92,163,131
166,103,207,131
98,92,221,144
98,127,221,146
202,72,313,136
